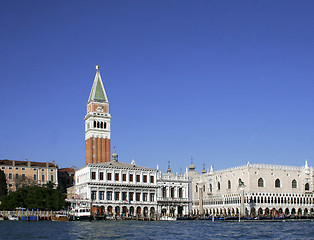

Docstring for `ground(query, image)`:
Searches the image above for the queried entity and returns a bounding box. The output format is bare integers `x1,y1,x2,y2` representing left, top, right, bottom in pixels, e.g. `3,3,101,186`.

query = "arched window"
97,121,100,128
217,182,220,191
94,121,96,128
104,122,107,129
305,183,310,191
209,184,212,192
258,178,264,187
275,179,280,188
100,122,103,128
228,180,231,189
292,179,297,188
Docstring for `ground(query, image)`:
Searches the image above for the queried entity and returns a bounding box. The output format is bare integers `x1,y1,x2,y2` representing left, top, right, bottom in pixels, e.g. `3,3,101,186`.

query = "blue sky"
1,0,313,173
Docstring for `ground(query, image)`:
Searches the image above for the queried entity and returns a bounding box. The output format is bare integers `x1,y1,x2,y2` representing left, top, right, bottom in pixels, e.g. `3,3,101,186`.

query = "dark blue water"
0,220,313,239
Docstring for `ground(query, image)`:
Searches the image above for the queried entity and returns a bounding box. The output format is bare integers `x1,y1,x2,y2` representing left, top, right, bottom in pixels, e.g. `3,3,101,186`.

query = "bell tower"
85,66,111,165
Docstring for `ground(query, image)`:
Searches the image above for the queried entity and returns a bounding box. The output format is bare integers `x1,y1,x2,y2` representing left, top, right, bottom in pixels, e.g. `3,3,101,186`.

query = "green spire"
88,66,108,103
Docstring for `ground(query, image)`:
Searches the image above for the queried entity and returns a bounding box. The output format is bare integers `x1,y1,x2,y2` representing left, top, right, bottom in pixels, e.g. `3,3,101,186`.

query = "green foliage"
0,170,8,198
0,184,69,211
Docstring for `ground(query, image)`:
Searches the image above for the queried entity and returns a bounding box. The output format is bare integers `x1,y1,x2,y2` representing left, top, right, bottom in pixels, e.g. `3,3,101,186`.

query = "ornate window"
228,180,231,189
258,178,264,187
99,191,104,200
305,183,310,191
217,182,220,191
99,172,104,180
107,172,112,180
292,179,297,188
275,179,280,188
91,191,96,200
209,184,212,193
107,191,112,200
163,187,167,197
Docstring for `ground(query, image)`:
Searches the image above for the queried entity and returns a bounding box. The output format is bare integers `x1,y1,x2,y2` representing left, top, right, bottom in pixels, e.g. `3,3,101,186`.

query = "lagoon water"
1,220,314,239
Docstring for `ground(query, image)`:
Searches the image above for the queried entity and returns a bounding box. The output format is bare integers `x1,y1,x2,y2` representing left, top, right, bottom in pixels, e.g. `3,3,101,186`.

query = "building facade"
72,153,158,218
0,159,58,192
190,161,314,217
157,165,190,217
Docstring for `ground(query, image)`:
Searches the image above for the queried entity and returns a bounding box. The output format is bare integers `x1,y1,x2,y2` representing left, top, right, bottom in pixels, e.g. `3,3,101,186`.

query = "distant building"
58,167,75,193
189,161,314,217
0,159,58,192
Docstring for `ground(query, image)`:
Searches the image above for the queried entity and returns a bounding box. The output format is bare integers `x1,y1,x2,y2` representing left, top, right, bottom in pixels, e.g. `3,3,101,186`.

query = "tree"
0,184,69,211
0,170,8,198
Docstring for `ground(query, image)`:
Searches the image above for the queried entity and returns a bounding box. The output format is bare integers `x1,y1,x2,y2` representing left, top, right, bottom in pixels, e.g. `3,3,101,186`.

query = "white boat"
160,216,177,221
8,215,19,221
69,207,91,221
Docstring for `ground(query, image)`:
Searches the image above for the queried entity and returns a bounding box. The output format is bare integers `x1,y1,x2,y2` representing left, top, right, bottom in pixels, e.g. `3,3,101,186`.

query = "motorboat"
8,215,19,221
69,207,91,221
160,216,177,221
51,213,70,221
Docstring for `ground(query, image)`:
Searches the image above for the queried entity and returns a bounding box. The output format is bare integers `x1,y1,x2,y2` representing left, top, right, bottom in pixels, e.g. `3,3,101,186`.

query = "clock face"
96,106,104,112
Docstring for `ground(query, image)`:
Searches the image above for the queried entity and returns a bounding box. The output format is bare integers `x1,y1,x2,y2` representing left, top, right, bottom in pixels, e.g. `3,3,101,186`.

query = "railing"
0,210,69,220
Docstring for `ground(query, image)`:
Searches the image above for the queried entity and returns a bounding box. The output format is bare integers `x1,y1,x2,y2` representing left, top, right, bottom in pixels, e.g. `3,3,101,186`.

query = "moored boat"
8,215,19,221
69,207,91,221
51,214,70,221
160,216,177,221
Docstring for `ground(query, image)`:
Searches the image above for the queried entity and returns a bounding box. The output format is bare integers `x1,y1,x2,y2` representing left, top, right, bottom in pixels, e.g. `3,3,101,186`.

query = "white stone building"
72,153,158,218
190,161,314,217
157,165,190,217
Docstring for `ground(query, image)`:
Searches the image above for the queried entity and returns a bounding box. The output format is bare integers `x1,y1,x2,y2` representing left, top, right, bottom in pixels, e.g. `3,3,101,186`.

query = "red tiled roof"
58,168,75,172
0,159,57,168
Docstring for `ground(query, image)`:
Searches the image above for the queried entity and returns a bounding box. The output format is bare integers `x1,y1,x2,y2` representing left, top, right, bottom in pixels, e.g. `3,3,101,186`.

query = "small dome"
112,151,118,156
202,168,206,174
189,163,195,170
112,151,118,162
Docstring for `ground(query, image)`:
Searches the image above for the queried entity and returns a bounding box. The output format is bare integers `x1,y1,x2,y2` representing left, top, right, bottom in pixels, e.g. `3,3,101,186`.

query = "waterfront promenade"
0,220,313,239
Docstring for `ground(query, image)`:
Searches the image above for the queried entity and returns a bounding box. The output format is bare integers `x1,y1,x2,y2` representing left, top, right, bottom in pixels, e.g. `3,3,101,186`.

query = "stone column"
199,184,204,215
